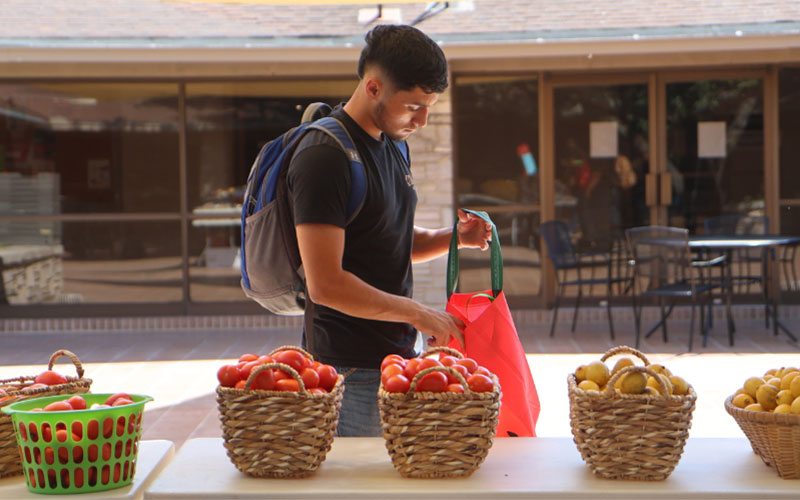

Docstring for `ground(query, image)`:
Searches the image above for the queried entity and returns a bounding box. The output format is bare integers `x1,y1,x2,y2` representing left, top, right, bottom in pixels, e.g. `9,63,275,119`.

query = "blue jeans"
333,366,382,437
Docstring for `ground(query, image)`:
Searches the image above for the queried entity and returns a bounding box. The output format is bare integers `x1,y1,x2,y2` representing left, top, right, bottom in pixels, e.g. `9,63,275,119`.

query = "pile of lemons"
731,367,800,414
574,357,690,396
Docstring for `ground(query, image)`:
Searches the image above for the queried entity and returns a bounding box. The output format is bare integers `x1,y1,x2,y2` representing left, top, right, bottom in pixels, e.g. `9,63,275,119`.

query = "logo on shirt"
405,173,414,188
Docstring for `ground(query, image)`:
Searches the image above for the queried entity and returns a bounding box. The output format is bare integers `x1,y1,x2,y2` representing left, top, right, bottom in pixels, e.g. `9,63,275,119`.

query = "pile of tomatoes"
380,352,497,394
216,348,339,394
0,370,72,403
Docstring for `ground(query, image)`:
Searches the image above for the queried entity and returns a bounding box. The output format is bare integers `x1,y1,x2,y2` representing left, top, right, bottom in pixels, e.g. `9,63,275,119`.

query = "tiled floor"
2,307,799,452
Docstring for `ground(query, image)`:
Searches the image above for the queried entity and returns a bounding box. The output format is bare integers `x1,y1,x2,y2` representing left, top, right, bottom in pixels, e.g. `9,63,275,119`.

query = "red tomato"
111,398,134,407
380,354,406,371
417,358,443,371
274,378,300,392
300,368,320,389
439,355,459,367
217,365,241,387
35,371,68,386
473,366,492,377
308,387,327,395
456,358,479,374
256,355,274,365
310,360,322,370
316,365,338,392
44,401,73,412
238,360,261,380
381,364,404,385
105,393,132,406
55,428,69,442
234,379,247,390
403,358,421,380
446,364,470,385
384,374,410,393
447,383,465,393
273,350,308,374
467,374,495,393
238,353,258,363
26,383,48,391
66,395,87,410
250,368,275,391
416,371,448,393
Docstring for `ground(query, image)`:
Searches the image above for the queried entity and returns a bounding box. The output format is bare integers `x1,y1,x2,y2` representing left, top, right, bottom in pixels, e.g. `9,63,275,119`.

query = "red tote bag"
446,210,540,437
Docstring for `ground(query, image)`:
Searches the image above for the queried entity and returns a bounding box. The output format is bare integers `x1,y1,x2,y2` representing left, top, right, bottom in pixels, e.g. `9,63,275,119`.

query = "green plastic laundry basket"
1,393,152,495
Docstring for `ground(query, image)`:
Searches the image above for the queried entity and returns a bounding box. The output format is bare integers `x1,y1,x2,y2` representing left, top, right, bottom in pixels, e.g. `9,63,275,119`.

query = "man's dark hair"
358,24,448,94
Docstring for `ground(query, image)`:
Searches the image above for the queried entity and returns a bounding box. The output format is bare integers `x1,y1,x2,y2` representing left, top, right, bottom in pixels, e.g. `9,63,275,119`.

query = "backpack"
239,102,367,315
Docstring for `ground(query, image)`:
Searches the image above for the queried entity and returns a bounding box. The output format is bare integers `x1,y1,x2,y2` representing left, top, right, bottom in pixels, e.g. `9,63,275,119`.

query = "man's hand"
413,306,465,351
457,209,493,251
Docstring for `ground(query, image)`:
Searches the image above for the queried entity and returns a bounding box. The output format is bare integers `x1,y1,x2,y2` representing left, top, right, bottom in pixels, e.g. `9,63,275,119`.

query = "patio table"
689,235,800,343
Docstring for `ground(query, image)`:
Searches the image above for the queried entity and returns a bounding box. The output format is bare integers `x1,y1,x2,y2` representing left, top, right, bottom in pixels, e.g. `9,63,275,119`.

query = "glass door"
662,76,765,232
550,78,650,299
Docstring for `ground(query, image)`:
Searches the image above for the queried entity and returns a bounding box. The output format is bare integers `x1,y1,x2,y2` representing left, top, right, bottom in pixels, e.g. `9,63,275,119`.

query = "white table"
0,440,174,500
145,437,798,499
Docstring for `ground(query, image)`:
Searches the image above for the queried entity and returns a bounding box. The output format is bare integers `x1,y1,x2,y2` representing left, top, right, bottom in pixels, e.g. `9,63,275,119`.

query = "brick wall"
408,89,454,311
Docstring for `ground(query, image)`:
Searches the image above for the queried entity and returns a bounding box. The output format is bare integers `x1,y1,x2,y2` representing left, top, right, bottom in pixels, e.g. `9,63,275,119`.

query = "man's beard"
374,100,410,142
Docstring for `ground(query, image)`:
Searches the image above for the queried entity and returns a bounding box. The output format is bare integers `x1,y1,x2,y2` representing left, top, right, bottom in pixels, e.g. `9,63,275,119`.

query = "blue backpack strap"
307,117,366,224
394,139,410,166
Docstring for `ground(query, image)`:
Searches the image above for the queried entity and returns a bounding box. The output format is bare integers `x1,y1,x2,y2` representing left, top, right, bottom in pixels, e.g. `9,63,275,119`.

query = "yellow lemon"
756,384,780,411
743,376,766,398
647,374,673,395
612,357,635,375
585,361,610,387
648,364,672,377
734,388,747,397
764,368,778,378
767,377,782,389
578,379,600,392
669,376,689,396
744,403,765,412
782,371,800,391
732,393,755,408
643,386,660,397
619,372,647,394
791,396,800,414
777,389,794,407
790,375,800,398
574,365,587,382
774,404,791,414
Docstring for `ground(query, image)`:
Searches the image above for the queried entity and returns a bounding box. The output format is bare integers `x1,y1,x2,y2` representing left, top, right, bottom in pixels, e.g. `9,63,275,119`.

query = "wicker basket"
378,346,501,478
216,346,344,478
0,349,92,479
724,395,800,479
568,345,696,481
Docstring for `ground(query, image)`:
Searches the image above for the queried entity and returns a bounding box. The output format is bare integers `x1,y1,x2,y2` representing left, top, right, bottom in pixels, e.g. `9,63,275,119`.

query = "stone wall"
408,89,453,311
0,245,64,304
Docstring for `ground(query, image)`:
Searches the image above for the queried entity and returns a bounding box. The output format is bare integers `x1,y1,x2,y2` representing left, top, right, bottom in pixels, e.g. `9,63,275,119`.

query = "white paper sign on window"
698,121,727,158
589,121,618,158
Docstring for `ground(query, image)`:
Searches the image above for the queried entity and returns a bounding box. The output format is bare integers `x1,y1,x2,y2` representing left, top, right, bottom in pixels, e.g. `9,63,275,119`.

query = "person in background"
287,25,493,436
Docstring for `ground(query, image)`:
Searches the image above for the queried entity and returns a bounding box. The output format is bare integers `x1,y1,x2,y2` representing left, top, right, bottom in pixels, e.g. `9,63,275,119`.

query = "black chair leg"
726,279,735,346
605,288,615,341
571,288,582,332
688,302,696,352
633,295,642,349
659,297,669,343
700,298,708,348
550,284,563,337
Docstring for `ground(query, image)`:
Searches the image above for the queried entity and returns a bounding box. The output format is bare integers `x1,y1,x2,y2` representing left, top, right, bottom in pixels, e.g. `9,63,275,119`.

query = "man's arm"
296,222,465,348
412,209,494,263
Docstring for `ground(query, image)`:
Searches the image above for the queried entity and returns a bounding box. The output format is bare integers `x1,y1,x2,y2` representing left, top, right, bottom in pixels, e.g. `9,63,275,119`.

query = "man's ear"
364,75,382,100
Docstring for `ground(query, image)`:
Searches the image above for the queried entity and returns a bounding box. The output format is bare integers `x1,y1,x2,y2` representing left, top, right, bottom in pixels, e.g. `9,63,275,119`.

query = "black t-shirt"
286,106,419,369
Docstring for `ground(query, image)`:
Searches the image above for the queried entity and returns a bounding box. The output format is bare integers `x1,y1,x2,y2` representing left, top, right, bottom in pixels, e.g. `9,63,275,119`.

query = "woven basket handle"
268,345,315,360
604,365,670,398
419,346,464,360
600,345,650,366
407,365,474,396
47,349,84,379
244,362,309,395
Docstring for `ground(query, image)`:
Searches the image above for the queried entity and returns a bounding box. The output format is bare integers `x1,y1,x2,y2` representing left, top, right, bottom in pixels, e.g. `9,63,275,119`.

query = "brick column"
408,89,453,311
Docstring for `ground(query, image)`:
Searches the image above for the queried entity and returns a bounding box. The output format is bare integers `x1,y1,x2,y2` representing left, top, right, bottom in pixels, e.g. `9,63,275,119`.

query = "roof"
2,0,800,49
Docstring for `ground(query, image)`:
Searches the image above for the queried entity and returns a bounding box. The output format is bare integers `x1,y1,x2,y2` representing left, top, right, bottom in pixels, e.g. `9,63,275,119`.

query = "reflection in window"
666,79,764,233
454,75,540,297
0,83,179,217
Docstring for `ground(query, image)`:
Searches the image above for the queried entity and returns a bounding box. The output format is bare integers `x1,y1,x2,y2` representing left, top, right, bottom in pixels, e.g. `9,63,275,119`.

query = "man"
287,24,492,436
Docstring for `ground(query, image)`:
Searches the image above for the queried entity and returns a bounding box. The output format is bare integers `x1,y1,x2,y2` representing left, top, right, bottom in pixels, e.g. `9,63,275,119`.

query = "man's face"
374,86,439,142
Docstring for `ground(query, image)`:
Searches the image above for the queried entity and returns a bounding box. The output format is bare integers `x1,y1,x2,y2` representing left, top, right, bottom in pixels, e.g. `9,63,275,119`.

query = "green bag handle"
446,209,503,299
